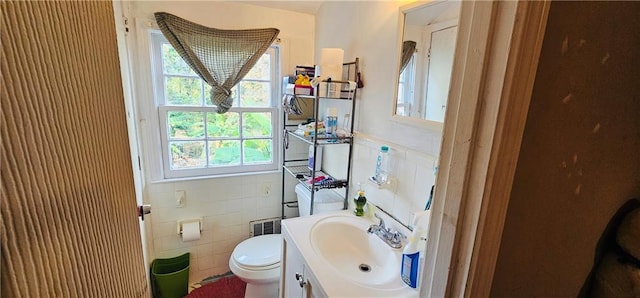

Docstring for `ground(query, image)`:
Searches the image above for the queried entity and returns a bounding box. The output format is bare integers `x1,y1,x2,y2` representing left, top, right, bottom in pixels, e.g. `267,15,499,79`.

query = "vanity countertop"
282,210,419,297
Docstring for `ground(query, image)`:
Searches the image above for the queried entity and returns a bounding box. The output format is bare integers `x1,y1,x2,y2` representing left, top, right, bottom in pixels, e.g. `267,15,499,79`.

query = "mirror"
395,1,461,123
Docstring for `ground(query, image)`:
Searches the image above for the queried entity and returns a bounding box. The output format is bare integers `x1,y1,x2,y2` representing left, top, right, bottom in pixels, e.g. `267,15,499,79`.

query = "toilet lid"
232,234,282,269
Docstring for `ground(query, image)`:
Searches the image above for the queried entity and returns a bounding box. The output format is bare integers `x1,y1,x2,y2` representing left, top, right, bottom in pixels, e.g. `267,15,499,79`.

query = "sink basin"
309,215,403,289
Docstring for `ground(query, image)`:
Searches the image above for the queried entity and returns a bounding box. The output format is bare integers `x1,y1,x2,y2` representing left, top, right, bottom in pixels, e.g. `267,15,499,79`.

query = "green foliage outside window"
208,140,241,166
162,42,275,171
170,141,205,169
206,112,240,137
244,139,272,163
166,77,202,105
168,111,204,138
243,113,271,137
163,44,195,76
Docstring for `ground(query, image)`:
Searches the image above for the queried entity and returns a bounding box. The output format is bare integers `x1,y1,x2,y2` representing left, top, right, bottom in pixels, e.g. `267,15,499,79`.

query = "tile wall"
145,172,286,283
349,134,438,226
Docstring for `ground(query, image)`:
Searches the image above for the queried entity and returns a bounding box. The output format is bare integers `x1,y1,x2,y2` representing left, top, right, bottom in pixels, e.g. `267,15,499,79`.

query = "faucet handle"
374,213,384,227
393,231,406,242
390,231,406,248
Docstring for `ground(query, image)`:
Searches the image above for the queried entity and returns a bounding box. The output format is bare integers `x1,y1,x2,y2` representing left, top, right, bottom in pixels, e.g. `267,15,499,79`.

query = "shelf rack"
281,58,359,217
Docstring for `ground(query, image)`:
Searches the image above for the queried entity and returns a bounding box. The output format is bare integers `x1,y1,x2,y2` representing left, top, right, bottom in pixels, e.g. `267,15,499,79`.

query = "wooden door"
1,1,148,296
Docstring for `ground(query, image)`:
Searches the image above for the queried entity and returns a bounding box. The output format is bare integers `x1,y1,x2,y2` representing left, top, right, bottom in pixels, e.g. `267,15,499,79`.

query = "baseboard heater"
249,217,281,237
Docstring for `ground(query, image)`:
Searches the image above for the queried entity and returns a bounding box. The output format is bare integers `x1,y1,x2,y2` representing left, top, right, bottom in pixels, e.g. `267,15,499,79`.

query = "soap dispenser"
353,190,367,216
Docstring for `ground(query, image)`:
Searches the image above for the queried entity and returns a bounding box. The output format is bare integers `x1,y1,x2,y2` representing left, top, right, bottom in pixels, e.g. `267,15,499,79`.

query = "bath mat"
186,275,246,298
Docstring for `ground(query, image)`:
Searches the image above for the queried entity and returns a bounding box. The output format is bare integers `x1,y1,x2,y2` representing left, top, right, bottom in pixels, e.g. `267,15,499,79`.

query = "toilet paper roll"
181,221,200,242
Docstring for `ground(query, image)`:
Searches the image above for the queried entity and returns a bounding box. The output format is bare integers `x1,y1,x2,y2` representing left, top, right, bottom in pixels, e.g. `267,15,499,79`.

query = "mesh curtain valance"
399,40,417,74
154,12,280,113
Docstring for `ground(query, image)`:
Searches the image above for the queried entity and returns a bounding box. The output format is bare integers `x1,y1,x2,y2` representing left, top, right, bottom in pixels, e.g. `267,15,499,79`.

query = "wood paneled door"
1,1,148,296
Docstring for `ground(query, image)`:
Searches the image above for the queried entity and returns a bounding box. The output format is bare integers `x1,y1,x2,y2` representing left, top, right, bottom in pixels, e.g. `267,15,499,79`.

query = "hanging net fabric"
154,12,280,113
399,40,417,74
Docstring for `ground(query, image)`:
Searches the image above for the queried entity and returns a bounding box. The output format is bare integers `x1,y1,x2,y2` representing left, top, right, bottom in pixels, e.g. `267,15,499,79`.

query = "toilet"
229,234,281,298
229,184,344,298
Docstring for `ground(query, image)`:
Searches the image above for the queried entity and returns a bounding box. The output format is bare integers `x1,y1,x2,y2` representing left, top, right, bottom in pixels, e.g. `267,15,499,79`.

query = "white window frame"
149,31,280,179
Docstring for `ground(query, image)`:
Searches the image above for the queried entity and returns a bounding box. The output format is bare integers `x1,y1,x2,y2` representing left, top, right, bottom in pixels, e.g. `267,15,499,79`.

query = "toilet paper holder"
177,218,202,235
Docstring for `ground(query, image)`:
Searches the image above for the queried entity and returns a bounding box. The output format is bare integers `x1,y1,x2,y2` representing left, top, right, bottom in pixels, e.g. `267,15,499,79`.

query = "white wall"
315,2,441,225
126,1,315,283
404,24,423,43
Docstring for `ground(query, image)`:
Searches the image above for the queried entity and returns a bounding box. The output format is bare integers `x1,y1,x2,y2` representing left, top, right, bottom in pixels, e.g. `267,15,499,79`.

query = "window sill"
148,169,281,185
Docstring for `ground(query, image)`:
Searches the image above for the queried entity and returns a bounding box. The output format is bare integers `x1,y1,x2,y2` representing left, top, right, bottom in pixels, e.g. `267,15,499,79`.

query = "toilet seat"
232,234,281,270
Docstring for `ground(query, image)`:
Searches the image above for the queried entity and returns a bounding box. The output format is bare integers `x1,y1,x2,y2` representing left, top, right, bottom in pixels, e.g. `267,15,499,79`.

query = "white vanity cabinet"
281,211,417,298
281,235,326,298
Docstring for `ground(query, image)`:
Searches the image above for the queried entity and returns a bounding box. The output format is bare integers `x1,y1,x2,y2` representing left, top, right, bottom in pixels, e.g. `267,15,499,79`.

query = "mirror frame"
391,1,457,131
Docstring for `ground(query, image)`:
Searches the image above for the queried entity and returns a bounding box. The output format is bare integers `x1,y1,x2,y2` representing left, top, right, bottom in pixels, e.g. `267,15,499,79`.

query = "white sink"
308,214,404,289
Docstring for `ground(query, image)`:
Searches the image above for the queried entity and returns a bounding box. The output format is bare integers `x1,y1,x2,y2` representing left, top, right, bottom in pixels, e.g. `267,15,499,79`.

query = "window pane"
208,140,241,166
239,81,270,107
162,44,196,76
230,85,239,107
168,111,204,138
166,77,203,105
243,139,272,164
244,54,271,80
170,141,206,169
242,112,272,137
203,84,214,106
207,112,239,138
397,84,405,103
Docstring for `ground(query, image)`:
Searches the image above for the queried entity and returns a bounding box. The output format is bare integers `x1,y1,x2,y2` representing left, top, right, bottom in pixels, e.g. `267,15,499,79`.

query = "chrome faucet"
367,213,406,249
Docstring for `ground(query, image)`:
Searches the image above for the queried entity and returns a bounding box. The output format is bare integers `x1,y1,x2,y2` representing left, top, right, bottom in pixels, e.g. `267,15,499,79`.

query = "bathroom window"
150,32,280,178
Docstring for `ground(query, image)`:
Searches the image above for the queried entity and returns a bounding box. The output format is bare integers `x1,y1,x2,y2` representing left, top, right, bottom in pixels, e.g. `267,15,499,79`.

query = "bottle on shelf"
325,115,337,138
374,146,390,184
308,145,322,171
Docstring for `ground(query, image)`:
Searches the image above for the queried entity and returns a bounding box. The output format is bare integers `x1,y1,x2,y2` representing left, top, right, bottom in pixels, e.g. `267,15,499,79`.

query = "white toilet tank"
295,183,344,216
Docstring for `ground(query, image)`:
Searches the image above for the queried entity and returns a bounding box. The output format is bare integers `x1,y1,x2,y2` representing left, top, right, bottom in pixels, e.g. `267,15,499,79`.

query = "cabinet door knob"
295,272,306,288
